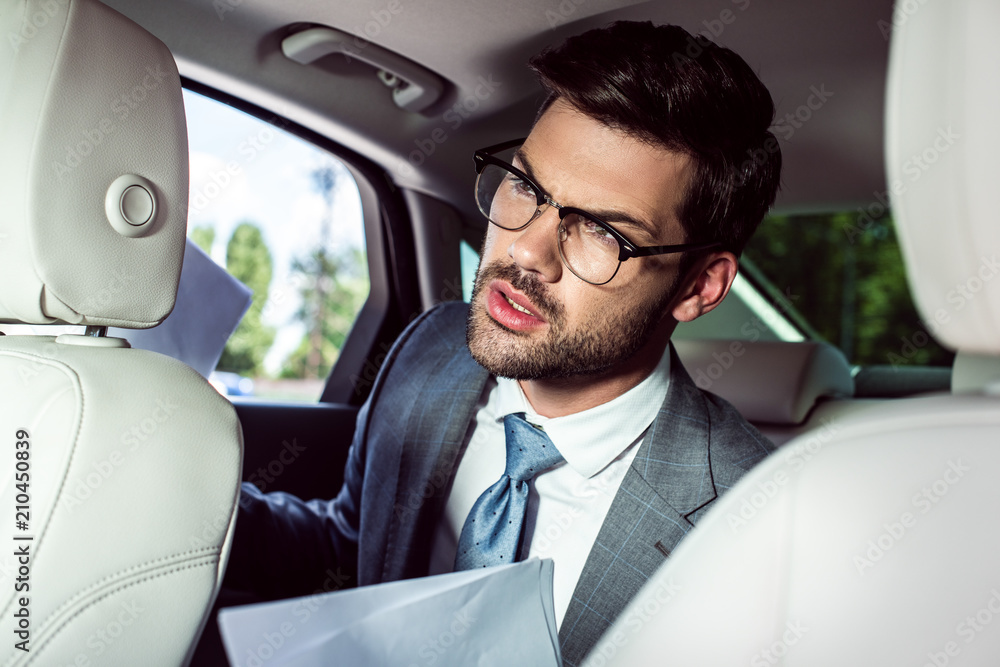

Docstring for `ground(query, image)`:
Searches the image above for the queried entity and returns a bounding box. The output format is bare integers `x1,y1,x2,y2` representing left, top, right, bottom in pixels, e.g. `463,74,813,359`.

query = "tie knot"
502,413,564,483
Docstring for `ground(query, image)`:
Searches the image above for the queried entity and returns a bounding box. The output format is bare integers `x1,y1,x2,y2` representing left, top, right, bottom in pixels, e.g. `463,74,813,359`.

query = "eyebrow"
513,147,663,241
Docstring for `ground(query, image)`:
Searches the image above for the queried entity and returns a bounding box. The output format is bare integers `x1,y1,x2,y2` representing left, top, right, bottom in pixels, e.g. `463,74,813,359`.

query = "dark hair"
529,21,781,256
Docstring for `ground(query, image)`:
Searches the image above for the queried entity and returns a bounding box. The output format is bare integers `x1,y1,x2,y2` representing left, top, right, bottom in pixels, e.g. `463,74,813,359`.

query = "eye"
502,172,535,199
582,219,616,244
584,220,611,237
569,214,618,249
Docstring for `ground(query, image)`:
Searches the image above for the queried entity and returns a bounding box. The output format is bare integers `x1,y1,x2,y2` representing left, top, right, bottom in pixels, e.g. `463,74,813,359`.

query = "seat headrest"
674,340,854,425
952,350,1000,394
0,0,188,328
885,0,1000,354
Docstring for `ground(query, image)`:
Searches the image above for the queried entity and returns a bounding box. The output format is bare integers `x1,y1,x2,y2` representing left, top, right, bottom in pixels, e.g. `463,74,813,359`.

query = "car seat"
0,0,243,664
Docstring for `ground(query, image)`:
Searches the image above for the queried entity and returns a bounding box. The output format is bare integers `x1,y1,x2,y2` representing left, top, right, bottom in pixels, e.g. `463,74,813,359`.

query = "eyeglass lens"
476,161,621,285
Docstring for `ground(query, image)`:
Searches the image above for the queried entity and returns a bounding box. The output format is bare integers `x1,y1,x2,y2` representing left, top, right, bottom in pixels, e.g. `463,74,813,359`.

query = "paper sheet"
218,559,561,667
109,239,252,377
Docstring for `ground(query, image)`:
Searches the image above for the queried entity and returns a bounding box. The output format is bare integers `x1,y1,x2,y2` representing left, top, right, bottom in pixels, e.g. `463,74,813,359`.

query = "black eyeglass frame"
474,138,722,283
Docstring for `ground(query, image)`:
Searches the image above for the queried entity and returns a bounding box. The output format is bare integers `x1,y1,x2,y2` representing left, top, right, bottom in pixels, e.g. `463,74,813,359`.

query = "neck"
518,330,673,418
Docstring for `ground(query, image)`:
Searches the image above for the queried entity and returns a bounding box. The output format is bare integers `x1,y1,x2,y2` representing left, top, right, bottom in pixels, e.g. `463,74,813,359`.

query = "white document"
109,239,252,377
218,558,561,667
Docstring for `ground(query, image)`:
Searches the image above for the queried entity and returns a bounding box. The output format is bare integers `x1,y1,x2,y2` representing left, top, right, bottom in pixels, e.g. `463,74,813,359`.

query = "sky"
183,89,366,375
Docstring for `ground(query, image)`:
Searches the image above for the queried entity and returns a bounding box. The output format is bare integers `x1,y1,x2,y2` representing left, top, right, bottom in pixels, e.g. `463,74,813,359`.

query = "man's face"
467,98,695,380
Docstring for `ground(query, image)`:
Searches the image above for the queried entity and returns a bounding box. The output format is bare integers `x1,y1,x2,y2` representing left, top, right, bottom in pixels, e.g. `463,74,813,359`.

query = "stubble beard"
465,260,679,380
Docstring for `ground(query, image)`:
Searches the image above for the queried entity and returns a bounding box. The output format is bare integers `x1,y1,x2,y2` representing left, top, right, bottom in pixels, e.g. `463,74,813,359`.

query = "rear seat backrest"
674,339,854,428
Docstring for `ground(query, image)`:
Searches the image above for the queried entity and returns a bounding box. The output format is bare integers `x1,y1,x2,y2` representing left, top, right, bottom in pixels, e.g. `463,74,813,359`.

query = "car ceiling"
105,0,895,226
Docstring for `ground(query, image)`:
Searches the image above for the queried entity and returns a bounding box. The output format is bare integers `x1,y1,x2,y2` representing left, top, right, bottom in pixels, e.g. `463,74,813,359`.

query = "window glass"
184,90,369,400
744,211,954,369
459,239,479,302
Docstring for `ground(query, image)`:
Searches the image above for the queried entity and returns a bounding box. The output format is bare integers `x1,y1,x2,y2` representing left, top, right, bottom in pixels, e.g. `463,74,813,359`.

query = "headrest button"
105,174,158,238
121,185,154,225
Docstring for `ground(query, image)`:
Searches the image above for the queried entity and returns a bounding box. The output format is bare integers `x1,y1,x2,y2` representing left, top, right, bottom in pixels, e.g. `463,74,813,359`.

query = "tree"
307,164,337,377
279,246,368,379
277,161,369,379
217,222,276,376
745,212,953,368
190,225,215,255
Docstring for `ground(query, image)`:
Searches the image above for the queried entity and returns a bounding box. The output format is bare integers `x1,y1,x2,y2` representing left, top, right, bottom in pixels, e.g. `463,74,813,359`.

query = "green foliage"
277,160,369,380
279,246,369,379
217,222,276,376
190,225,215,255
745,212,953,368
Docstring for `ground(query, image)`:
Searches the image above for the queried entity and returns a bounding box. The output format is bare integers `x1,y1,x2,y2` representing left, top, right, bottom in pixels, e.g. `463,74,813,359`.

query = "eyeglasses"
474,138,721,285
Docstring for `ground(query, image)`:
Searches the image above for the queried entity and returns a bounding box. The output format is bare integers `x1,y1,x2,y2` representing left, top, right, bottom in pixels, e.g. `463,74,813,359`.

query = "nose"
506,205,563,283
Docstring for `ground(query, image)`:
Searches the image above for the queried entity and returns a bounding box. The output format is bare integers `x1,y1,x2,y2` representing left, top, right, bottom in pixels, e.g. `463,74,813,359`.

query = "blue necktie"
454,412,565,570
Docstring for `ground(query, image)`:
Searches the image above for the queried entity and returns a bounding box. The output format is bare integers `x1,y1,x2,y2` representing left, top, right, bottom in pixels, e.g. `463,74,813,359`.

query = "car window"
459,239,479,302
183,89,370,401
744,210,955,370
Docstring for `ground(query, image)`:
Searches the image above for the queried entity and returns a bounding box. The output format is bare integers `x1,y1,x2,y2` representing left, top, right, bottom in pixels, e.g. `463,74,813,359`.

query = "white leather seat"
0,1,243,665
584,0,1000,665
673,339,854,425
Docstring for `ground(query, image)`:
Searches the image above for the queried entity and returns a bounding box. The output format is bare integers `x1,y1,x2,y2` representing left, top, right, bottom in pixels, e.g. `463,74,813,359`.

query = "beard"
466,260,681,380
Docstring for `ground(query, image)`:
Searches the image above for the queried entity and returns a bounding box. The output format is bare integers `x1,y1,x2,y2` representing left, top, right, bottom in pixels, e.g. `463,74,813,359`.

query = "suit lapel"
559,345,717,665
381,338,489,581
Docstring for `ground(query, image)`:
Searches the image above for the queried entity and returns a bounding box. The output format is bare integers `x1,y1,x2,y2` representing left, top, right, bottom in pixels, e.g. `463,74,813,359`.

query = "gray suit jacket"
231,301,774,665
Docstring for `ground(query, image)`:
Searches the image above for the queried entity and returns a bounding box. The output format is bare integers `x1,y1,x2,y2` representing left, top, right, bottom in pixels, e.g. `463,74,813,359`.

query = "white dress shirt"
428,346,672,627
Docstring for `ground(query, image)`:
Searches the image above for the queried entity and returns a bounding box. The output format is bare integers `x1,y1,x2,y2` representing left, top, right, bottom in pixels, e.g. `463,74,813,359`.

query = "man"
227,20,780,664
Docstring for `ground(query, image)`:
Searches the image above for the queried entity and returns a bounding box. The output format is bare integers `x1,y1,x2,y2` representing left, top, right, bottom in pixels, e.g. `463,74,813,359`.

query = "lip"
486,280,547,331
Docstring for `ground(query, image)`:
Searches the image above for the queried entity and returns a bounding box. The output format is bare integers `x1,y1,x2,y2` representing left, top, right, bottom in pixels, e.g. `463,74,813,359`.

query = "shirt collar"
494,345,672,479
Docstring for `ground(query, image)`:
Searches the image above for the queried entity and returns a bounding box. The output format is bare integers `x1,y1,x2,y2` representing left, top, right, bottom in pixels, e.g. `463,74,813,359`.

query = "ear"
670,251,739,323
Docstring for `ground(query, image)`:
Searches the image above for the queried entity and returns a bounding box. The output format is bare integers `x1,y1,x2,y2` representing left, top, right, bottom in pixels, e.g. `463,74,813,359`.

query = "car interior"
1,0,997,664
